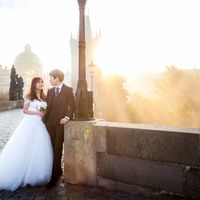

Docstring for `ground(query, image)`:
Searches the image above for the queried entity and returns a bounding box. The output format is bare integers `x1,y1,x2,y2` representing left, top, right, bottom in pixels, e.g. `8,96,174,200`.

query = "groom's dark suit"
44,83,75,183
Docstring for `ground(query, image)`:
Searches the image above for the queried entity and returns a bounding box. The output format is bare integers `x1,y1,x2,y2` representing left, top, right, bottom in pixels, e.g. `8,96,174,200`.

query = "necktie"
55,87,59,96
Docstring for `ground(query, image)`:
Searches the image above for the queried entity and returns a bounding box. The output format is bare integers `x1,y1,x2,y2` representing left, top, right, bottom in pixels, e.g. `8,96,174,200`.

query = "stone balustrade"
64,120,200,199
0,100,23,112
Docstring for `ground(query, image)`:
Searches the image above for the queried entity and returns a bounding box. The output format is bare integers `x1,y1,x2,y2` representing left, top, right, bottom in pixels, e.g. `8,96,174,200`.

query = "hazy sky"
0,0,200,75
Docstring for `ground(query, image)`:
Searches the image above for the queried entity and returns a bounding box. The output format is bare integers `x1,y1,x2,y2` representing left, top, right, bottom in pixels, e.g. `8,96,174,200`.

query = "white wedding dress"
0,100,53,191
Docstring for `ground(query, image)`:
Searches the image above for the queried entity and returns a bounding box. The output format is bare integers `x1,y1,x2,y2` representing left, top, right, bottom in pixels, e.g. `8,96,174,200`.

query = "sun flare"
94,38,133,76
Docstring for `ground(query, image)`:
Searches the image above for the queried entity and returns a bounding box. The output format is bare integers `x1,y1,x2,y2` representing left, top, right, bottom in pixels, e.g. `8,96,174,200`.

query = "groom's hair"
49,69,64,82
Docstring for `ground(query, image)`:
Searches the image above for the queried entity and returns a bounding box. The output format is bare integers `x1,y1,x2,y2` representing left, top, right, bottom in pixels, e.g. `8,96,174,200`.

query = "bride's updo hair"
26,77,46,101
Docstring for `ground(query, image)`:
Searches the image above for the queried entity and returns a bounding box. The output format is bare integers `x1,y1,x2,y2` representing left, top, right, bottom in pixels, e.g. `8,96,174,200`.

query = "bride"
0,77,53,191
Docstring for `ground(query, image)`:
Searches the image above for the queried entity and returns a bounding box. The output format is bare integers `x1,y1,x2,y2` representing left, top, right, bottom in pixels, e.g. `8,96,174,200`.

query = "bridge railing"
0,100,23,112
64,120,200,199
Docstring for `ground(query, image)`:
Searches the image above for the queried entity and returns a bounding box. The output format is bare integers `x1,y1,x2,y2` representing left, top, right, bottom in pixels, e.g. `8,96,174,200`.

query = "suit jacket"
44,84,75,126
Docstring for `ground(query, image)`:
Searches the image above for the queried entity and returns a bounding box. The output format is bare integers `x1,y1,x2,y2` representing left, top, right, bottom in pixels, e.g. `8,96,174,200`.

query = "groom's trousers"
46,123,64,178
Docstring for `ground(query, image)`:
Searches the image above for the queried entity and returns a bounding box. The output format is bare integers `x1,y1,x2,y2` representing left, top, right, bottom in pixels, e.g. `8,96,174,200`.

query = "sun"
94,39,113,75
94,37,150,77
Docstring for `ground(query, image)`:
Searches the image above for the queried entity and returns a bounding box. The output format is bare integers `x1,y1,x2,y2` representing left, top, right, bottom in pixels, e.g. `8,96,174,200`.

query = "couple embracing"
0,69,75,191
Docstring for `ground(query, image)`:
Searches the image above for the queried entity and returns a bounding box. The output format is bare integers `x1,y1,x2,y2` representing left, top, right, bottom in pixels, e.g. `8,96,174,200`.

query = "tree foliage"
94,66,200,128
94,69,129,122
127,66,200,127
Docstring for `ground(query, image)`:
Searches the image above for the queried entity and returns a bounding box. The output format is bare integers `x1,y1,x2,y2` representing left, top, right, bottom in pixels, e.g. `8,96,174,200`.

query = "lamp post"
88,60,95,91
75,0,94,120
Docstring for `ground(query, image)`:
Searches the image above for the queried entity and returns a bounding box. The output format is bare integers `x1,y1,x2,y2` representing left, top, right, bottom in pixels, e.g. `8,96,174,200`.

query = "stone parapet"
0,100,23,111
64,120,98,186
64,121,200,199
106,125,200,167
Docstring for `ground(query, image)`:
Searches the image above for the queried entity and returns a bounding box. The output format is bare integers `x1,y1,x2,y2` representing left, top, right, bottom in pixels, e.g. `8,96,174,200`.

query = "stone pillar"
64,120,107,186
64,121,98,185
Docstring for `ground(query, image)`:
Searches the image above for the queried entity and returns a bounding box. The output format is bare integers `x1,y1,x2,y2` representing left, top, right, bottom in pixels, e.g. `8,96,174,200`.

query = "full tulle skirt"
0,115,53,191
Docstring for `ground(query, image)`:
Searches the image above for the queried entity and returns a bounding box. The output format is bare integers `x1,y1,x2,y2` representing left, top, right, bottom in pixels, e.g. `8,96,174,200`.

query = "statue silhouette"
9,65,24,101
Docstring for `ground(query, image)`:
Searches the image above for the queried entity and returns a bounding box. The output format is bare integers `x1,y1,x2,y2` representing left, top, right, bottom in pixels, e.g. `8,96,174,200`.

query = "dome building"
14,44,43,95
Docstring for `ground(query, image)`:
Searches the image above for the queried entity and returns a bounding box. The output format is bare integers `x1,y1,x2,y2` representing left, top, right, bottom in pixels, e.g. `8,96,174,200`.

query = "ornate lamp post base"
75,80,94,120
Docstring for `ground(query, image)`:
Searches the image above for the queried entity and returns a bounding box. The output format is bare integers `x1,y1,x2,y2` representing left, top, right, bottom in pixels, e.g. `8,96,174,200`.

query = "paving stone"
34,197,47,200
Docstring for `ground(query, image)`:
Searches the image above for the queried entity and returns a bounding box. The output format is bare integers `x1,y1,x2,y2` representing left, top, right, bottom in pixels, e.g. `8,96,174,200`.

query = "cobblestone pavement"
0,109,187,200
0,109,24,152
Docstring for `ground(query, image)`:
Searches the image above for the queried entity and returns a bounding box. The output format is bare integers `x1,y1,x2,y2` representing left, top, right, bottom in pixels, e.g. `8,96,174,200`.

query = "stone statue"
17,76,24,100
9,65,24,101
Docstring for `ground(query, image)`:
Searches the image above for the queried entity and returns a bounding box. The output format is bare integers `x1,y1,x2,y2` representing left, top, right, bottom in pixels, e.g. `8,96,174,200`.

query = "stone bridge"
0,108,198,199
0,109,155,200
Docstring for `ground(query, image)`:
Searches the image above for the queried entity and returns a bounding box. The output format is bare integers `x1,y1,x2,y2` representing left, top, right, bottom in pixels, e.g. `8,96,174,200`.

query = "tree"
127,66,200,128
94,68,129,122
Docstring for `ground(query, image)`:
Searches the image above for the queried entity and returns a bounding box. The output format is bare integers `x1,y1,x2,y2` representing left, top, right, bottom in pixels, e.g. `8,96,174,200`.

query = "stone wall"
64,121,200,199
0,100,23,111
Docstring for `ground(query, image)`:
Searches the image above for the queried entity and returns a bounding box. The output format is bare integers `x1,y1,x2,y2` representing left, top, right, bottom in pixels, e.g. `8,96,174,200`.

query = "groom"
44,69,75,186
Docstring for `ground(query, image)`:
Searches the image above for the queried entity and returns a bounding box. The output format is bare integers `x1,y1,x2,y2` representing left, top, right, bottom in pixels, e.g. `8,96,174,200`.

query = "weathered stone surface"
184,167,200,198
65,121,200,198
64,121,97,186
106,126,200,166
93,124,107,152
98,177,154,197
0,100,23,111
97,153,184,194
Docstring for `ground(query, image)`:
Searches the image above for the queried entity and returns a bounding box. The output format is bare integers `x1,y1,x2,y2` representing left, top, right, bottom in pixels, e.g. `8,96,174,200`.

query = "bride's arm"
23,102,43,116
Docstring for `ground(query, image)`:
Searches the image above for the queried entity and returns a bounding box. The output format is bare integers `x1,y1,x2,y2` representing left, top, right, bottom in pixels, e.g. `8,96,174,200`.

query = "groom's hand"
60,118,69,125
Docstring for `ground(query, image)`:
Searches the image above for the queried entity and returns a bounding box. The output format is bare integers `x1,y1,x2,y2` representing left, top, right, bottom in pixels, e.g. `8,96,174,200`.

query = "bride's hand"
38,111,45,117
